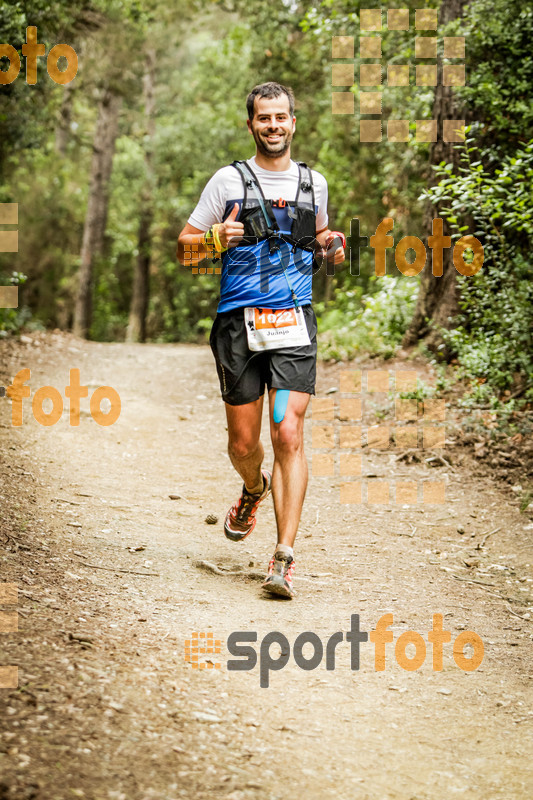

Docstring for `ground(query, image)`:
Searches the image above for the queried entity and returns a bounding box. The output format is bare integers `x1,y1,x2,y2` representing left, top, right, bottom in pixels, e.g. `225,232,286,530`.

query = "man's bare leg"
225,396,265,494
268,389,310,548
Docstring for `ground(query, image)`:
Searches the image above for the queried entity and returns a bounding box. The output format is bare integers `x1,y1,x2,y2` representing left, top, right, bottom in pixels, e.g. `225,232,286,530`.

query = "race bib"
244,307,311,351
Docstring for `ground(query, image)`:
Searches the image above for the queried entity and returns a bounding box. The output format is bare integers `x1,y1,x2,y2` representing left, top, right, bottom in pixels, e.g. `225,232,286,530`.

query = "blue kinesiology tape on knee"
273,389,290,423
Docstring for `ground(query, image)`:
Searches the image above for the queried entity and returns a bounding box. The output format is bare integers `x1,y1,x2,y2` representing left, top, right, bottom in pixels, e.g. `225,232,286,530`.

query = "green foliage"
0,143,88,330
0,270,29,335
520,491,533,514
1,0,532,392
424,137,533,402
317,276,419,361
0,0,103,181
399,381,435,402
458,0,533,147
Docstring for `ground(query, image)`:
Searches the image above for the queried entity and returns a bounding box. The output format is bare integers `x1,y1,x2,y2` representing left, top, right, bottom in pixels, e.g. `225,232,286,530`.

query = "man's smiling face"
247,95,296,159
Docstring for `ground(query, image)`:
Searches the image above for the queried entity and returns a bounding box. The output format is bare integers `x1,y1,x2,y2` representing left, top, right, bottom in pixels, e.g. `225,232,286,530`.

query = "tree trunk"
55,82,75,156
127,50,156,343
55,45,83,156
73,87,122,339
403,0,466,355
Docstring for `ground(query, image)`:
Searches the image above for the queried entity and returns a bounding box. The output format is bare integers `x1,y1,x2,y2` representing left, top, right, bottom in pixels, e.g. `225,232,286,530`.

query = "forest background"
0,0,531,420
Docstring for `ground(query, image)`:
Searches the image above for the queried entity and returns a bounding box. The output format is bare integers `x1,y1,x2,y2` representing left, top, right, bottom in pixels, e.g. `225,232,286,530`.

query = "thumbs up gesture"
219,202,244,248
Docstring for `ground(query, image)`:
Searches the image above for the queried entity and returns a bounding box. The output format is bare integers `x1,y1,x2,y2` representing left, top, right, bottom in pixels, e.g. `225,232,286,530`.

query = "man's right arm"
176,205,245,266
177,166,245,266
176,223,213,266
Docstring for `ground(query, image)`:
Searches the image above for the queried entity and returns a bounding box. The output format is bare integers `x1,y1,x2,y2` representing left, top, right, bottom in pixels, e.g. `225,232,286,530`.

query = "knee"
228,437,258,461
272,417,302,455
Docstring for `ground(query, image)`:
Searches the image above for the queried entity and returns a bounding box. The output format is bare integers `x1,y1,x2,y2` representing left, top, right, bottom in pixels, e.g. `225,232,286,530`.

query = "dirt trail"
1,333,532,800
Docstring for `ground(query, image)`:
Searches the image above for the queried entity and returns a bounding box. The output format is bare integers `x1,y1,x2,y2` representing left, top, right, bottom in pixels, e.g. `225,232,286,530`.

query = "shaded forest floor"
1,331,532,800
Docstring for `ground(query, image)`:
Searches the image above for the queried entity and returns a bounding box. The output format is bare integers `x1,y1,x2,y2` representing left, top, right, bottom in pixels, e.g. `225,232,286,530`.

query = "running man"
177,82,344,598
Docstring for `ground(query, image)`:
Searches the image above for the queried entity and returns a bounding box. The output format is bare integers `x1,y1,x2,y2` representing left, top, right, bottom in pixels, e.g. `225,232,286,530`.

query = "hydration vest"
224,160,317,255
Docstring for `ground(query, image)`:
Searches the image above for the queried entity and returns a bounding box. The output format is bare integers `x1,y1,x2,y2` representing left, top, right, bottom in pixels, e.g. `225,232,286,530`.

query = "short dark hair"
246,82,295,121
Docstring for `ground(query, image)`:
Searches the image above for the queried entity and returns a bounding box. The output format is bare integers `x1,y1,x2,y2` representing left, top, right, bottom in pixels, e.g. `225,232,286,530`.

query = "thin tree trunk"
55,82,75,156
127,50,156,343
55,45,83,156
403,0,466,354
73,87,122,339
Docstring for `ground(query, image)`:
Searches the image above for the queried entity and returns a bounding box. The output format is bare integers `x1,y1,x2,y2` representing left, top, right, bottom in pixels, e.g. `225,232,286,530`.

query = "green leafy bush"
317,276,419,361
424,137,533,403
0,271,29,336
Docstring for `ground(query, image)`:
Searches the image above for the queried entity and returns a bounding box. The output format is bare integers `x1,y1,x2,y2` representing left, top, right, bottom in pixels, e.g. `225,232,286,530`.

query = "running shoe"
262,551,296,598
224,469,272,542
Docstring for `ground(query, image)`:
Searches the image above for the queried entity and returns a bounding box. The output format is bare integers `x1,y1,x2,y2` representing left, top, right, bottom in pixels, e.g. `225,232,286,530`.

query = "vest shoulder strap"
233,160,315,207
231,160,270,205
231,160,248,207
295,162,315,208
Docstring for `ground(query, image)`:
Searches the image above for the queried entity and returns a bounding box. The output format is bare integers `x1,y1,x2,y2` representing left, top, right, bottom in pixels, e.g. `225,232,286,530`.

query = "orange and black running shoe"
224,469,272,542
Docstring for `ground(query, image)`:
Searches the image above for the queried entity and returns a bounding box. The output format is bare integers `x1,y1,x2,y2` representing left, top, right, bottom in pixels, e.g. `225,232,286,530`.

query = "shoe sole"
224,524,255,542
262,577,294,599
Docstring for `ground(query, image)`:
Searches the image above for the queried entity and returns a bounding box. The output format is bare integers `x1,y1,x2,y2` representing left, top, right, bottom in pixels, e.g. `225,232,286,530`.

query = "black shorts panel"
209,305,317,405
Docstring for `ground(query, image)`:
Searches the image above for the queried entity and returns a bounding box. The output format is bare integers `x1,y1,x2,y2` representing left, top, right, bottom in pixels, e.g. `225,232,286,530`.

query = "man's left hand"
316,230,346,266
